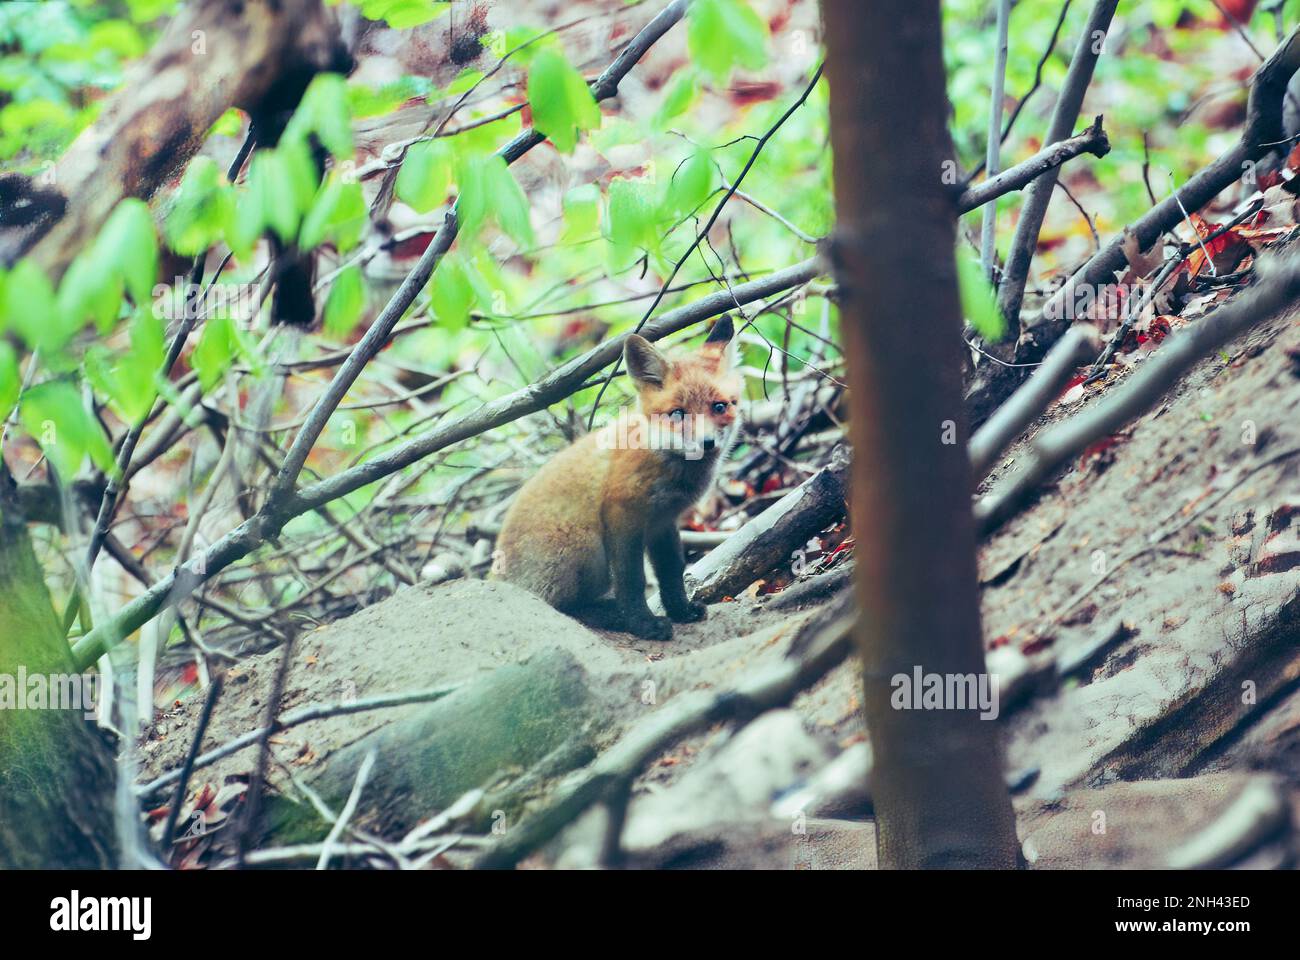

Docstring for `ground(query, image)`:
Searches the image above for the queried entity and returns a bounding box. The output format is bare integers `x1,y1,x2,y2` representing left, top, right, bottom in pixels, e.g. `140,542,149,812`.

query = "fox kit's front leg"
647,524,706,623
603,502,673,640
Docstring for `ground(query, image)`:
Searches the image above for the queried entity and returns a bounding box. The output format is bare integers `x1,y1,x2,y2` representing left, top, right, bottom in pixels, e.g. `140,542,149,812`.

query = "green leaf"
396,138,453,213
191,315,236,392
429,253,475,330
208,107,245,138
456,153,533,247
279,137,323,217
606,177,656,249
324,266,366,337
652,69,699,130
4,259,73,352
359,0,450,29
85,310,164,424
125,0,179,22
454,156,489,241
486,155,534,247
19,379,115,480
348,76,435,119
445,69,484,97
95,198,158,305
285,73,354,159
57,253,125,334
464,248,511,315
957,252,1005,342
299,174,367,252
688,0,770,83
527,47,601,153
665,149,715,216
0,342,19,424
165,156,234,256
234,151,302,248
561,183,600,242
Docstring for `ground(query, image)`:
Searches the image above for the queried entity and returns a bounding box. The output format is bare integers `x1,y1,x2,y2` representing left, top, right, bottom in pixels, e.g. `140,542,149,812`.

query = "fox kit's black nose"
701,436,716,451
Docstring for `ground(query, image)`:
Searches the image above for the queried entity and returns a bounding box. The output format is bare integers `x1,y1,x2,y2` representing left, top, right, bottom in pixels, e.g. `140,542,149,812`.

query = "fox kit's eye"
669,408,686,421
711,401,728,415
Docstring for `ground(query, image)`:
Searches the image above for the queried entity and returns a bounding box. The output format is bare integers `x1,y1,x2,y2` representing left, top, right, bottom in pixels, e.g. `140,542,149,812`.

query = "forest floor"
140,277,1300,868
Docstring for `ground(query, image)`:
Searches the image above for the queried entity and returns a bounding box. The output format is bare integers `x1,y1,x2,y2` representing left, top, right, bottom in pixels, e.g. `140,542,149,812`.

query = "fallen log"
685,444,850,603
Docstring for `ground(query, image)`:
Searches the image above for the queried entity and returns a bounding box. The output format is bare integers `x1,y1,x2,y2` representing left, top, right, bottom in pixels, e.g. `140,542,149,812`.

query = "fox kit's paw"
665,599,707,623
626,611,674,641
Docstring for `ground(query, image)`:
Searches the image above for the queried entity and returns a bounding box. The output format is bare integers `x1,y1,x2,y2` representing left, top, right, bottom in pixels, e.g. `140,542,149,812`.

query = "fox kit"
493,316,742,640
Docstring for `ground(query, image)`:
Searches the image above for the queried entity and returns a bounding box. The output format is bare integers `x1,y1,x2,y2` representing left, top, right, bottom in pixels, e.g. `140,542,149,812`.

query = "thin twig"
980,0,1012,279
160,675,224,857
586,62,826,428
317,749,376,870
138,681,461,799
235,628,296,866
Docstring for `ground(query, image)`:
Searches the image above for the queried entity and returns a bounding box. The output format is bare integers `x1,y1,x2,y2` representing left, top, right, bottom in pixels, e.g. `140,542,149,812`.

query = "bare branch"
957,116,1110,214
979,0,1012,277
968,323,1100,477
996,0,1120,327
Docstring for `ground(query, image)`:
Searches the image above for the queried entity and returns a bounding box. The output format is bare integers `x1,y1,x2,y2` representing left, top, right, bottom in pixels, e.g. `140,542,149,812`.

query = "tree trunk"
820,0,1020,867
0,468,117,868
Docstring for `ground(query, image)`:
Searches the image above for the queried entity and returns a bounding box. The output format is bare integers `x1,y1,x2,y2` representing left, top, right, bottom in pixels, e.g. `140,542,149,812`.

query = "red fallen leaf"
561,317,593,340
389,231,436,259
988,634,1012,650
1186,212,1216,239
1183,214,1250,277
1215,0,1260,26
180,662,199,686
1186,231,1250,278
1137,315,1174,346
1268,499,1300,530
730,81,783,108
192,782,217,812
760,473,784,494
1258,168,1285,190
826,535,855,559
1058,373,1085,400
1020,635,1055,656
1079,435,1119,467
1235,223,1292,243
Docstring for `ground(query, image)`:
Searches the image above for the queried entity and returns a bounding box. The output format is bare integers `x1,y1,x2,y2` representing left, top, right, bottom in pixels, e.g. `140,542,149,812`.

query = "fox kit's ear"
700,314,735,370
625,334,668,386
